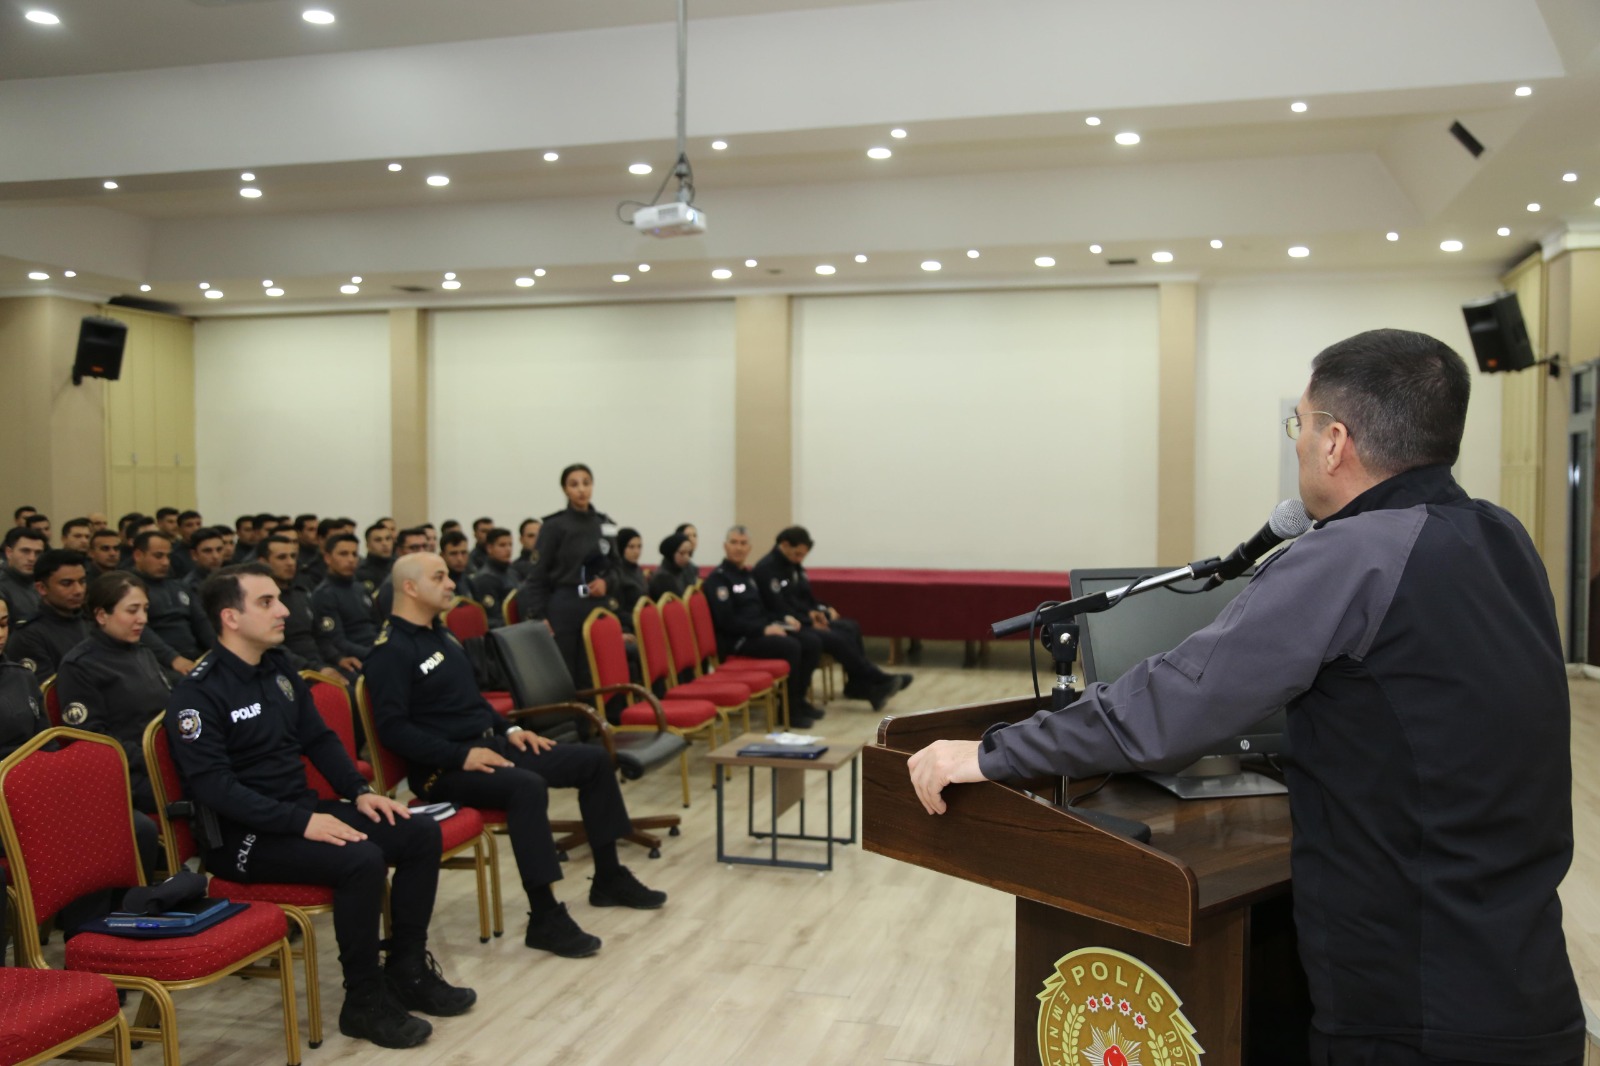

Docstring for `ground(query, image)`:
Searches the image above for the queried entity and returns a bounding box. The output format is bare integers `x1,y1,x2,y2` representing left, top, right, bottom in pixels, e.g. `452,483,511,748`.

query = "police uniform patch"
176,708,202,742
19,657,36,673
597,538,611,555
177,590,190,606
276,674,294,701
770,578,782,593
319,615,335,633
715,585,730,602
607,597,620,611
361,595,373,609
483,594,496,607
361,580,375,593
63,702,88,726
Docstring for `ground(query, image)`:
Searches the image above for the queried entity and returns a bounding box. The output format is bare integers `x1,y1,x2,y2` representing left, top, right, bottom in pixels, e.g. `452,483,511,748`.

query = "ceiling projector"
633,201,706,238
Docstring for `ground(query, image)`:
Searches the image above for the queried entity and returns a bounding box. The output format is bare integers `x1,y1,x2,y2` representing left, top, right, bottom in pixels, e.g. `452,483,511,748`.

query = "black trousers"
416,737,632,892
546,587,596,688
1310,1033,1583,1066
206,801,442,988
807,617,887,689
731,632,819,710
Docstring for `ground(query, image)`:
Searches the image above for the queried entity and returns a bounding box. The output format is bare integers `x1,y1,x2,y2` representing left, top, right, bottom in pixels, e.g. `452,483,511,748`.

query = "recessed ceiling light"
1386,231,1400,241
1497,227,1512,236
542,151,559,162
866,147,892,160
102,180,118,190
350,276,362,284
854,254,868,263
515,276,535,287
1290,101,1308,113
1089,244,1102,254
1439,240,1464,252
441,280,461,290
1151,251,1174,263
340,284,359,294
443,272,456,280
815,264,836,275
1515,85,1533,97
1562,172,1578,182
710,140,728,151
1085,116,1101,126
1034,256,1055,268
1209,239,1223,249
745,259,758,267
204,290,224,299
1595,197,1600,207
1288,245,1310,258
139,284,151,292
711,268,733,280
1527,202,1541,212
612,274,630,282
27,271,49,281
628,163,652,175
63,269,77,277
240,172,255,182
387,162,403,172
1114,132,1141,146
302,9,335,25
637,264,650,272
533,268,546,277
921,260,942,271
198,282,210,290
24,10,59,25
262,279,273,287
239,187,262,198
426,175,450,187
266,287,285,297
966,249,980,259
890,128,907,139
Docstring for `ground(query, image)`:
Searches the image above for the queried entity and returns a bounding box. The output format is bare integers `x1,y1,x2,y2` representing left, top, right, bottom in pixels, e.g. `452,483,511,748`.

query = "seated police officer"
440,530,474,592
648,532,697,600
470,527,518,626
260,534,356,679
231,514,260,563
0,526,46,620
754,526,910,711
24,512,51,546
60,517,93,554
167,564,475,1047
86,529,123,580
155,508,193,579
5,548,90,677
511,518,541,582
704,526,825,728
131,530,213,678
367,552,666,959
375,526,431,616
357,522,396,593
467,518,494,574
314,532,381,663
182,526,228,594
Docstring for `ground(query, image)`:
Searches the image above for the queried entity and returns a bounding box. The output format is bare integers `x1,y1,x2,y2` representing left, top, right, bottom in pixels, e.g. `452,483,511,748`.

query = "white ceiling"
3,0,1599,314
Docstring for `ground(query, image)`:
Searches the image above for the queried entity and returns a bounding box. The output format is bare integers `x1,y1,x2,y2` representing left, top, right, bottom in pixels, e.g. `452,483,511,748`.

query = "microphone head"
1269,499,1312,540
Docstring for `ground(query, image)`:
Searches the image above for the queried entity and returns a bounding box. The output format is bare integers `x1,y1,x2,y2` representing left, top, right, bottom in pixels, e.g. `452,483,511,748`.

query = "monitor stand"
1140,755,1288,800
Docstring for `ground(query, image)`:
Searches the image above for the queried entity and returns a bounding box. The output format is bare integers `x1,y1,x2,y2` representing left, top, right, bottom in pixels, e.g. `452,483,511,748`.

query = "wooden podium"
864,696,1309,1066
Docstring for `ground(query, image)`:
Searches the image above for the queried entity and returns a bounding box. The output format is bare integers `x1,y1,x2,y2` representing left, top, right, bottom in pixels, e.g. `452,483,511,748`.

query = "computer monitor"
1070,567,1287,798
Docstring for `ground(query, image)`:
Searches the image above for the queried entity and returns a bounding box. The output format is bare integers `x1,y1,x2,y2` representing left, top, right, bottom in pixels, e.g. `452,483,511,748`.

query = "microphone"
1198,499,1311,588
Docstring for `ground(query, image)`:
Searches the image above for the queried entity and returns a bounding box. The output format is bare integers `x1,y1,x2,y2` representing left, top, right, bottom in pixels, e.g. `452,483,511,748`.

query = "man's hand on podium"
907,740,986,815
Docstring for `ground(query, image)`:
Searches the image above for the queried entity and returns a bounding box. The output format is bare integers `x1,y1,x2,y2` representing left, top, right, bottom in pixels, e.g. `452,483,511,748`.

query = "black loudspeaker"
1461,292,1535,373
72,316,127,385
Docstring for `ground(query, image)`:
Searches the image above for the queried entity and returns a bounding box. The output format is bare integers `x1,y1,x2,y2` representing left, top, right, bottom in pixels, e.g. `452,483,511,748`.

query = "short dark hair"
336,517,356,529
189,526,225,550
559,462,593,488
776,525,814,549
473,517,493,531
440,530,469,550
235,514,255,532
13,506,36,520
87,570,146,618
4,527,45,550
63,517,92,536
440,520,461,535
325,531,360,554
132,530,171,554
254,512,277,528
155,507,178,521
316,517,340,538
397,526,430,551
363,523,386,542
178,510,201,524
90,529,121,545
117,511,144,532
261,533,298,556
675,522,695,535
1307,328,1471,477
24,513,49,528
519,518,540,535
487,527,511,545
200,562,275,631
34,549,87,584
294,513,317,531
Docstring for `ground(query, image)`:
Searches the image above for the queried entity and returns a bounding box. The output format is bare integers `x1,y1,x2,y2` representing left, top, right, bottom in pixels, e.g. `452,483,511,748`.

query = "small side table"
707,733,863,872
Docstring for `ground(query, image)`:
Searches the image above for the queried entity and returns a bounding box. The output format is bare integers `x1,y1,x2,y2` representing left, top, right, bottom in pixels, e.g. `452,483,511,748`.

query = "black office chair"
487,622,683,856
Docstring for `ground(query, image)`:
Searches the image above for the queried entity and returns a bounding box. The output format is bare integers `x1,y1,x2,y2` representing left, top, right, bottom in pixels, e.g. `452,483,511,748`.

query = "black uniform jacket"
752,548,827,619
517,505,620,621
56,628,172,803
702,559,781,657
355,554,392,595
0,566,41,620
279,582,328,672
364,615,505,785
166,644,369,839
140,574,214,664
5,605,89,677
312,574,379,660
0,661,48,761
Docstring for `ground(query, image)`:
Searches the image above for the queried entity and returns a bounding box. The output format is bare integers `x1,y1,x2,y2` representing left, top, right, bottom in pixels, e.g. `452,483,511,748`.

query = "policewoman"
55,571,173,814
517,463,624,684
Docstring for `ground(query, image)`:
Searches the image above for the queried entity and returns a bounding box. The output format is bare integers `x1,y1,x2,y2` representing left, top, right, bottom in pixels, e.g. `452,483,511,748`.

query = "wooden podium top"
863,695,1292,946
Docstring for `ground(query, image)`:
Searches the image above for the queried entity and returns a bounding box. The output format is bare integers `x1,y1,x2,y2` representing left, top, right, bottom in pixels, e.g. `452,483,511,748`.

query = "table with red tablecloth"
804,567,1072,664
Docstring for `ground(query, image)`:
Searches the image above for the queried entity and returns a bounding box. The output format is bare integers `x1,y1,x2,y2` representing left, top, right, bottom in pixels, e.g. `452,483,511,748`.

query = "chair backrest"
580,609,633,695
631,598,673,688
40,675,62,728
444,597,490,641
0,729,142,925
684,588,721,668
658,594,702,681
502,589,520,626
144,714,200,867
353,676,406,797
490,621,582,708
301,673,360,801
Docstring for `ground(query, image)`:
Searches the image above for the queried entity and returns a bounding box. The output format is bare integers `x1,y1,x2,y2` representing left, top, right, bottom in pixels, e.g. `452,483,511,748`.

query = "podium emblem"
1037,947,1202,1066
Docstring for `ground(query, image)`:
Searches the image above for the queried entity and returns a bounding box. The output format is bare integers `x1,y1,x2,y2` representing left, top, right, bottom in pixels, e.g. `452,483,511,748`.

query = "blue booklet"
737,743,829,759
82,899,248,938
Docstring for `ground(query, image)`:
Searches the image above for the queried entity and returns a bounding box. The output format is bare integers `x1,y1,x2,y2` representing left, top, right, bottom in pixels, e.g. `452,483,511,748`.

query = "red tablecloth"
805,568,1072,642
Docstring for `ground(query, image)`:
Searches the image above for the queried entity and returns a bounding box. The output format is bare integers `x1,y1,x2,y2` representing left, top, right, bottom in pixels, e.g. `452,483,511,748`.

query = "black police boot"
385,948,477,1017
525,904,602,958
589,866,668,910
867,676,901,712
339,980,432,1048
786,704,818,729
895,673,915,692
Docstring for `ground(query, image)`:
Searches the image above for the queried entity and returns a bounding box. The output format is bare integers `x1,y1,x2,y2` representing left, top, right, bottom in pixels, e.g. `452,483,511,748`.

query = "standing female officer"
518,464,623,684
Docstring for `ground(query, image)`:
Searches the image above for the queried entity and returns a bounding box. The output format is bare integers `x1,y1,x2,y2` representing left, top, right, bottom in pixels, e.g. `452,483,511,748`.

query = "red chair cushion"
483,691,514,714
586,612,633,689
667,678,750,706
357,759,375,782
64,900,288,983
707,667,773,692
208,878,335,909
0,968,121,1066
436,805,486,852
618,699,718,729
724,656,791,679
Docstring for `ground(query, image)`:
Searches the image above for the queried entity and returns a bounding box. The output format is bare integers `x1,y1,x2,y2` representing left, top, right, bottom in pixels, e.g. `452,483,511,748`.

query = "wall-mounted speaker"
1461,292,1535,374
72,315,128,385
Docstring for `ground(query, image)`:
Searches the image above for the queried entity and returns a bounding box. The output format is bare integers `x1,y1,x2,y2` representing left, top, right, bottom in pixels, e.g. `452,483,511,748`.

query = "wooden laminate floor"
32,647,1600,1064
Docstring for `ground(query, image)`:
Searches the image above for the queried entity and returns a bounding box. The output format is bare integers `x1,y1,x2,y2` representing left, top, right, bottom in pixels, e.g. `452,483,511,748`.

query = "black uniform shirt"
518,505,620,621
312,574,379,660
166,643,368,838
511,549,539,583
0,566,41,620
470,559,517,627
297,545,327,586
5,605,89,677
468,544,489,574
56,628,172,803
753,548,827,618
364,615,504,781
355,554,392,595
0,661,47,761
647,559,694,600
139,574,214,664
278,582,327,672
168,541,194,579
702,559,781,656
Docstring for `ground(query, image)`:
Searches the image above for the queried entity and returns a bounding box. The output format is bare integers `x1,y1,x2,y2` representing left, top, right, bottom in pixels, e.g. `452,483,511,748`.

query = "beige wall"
100,305,196,519
734,296,793,551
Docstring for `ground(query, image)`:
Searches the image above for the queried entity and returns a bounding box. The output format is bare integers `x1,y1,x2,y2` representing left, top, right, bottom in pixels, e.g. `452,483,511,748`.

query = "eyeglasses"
1283,410,1336,440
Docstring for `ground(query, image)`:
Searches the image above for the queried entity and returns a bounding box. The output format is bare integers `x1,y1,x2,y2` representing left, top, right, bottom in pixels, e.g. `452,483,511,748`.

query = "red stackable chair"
502,589,520,626
144,716,333,1050
442,597,515,715
38,676,62,728
0,968,131,1066
683,587,792,728
659,593,776,732
633,599,751,739
2,727,301,1066
299,671,375,791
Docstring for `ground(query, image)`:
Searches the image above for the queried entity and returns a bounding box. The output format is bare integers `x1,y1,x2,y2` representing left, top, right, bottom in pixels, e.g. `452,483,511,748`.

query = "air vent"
392,285,431,293
1449,121,1485,159
185,0,283,7
107,294,182,315
1107,257,1138,266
